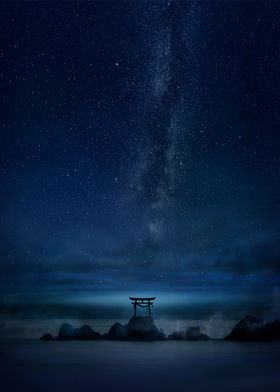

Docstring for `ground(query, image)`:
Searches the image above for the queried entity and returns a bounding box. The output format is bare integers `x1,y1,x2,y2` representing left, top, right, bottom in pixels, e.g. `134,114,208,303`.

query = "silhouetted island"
40,313,280,342
40,316,211,341
41,316,165,341
225,315,280,341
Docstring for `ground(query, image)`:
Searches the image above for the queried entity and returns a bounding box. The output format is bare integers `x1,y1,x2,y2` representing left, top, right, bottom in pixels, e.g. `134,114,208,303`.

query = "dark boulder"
186,326,209,340
40,333,53,341
127,316,165,341
74,325,101,340
265,320,280,340
106,322,128,340
58,323,75,340
167,330,185,340
57,323,100,340
168,326,209,340
225,315,280,341
106,317,165,341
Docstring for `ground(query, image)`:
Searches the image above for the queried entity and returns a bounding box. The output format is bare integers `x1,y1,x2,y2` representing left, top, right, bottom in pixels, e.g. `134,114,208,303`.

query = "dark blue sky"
0,1,280,320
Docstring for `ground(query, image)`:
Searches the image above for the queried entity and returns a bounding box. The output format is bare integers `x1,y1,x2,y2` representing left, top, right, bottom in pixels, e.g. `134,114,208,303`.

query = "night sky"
1,1,280,322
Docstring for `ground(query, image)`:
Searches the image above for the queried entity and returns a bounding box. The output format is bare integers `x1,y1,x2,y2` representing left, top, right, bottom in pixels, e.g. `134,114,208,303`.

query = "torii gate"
129,297,156,318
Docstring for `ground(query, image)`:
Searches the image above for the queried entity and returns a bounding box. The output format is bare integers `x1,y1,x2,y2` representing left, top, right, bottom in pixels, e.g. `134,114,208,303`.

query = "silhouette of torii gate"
129,297,156,318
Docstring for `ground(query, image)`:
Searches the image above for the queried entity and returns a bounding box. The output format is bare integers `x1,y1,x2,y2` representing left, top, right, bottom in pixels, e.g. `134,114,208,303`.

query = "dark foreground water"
0,339,279,392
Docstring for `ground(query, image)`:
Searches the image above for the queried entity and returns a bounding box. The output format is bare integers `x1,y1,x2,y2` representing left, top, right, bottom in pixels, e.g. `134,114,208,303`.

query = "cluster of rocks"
225,315,280,341
40,323,101,341
40,316,208,341
167,326,209,341
58,323,101,340
40,314,280,342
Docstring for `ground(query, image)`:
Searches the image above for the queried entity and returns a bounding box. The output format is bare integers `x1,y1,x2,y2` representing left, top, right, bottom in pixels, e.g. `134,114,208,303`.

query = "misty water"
1,318,279,391
0,339,279,392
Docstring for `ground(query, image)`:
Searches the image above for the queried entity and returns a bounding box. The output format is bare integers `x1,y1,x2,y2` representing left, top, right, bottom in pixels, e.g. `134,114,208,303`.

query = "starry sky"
1,1,280,321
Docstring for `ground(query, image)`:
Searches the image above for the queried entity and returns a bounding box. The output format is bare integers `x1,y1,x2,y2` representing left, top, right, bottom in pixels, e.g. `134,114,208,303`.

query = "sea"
1,317,280,391
0,338,279,392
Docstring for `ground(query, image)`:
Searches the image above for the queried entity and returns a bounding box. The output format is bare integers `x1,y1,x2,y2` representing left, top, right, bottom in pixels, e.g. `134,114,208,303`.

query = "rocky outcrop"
225,315,280,341
127,316,165,340
74,325,101,340
40,332,53,340
106,322,128,340
40,319,211,341
168,326,209,340
58,323,101,340
106,316,165,341
58,323,74,339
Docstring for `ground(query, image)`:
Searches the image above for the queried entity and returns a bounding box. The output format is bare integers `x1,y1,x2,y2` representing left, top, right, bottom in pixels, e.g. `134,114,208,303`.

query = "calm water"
0,339,279,392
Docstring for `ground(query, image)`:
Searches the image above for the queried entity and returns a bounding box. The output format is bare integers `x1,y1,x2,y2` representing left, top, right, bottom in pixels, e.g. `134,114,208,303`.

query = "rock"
40,333,53,341
225,315,280,341
167,330,185,340
127,316,165,341
74,325,101,340
43,318,216,342
225,315,265,341
106,317,165,341
265,320,280,340
168,326,209,340
186,327,209,340
106,322,128,340
58,323,75,339
57,323,101,340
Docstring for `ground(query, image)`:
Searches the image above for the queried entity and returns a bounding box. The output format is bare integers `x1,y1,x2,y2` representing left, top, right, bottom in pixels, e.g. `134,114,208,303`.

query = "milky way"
0,1,280,321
